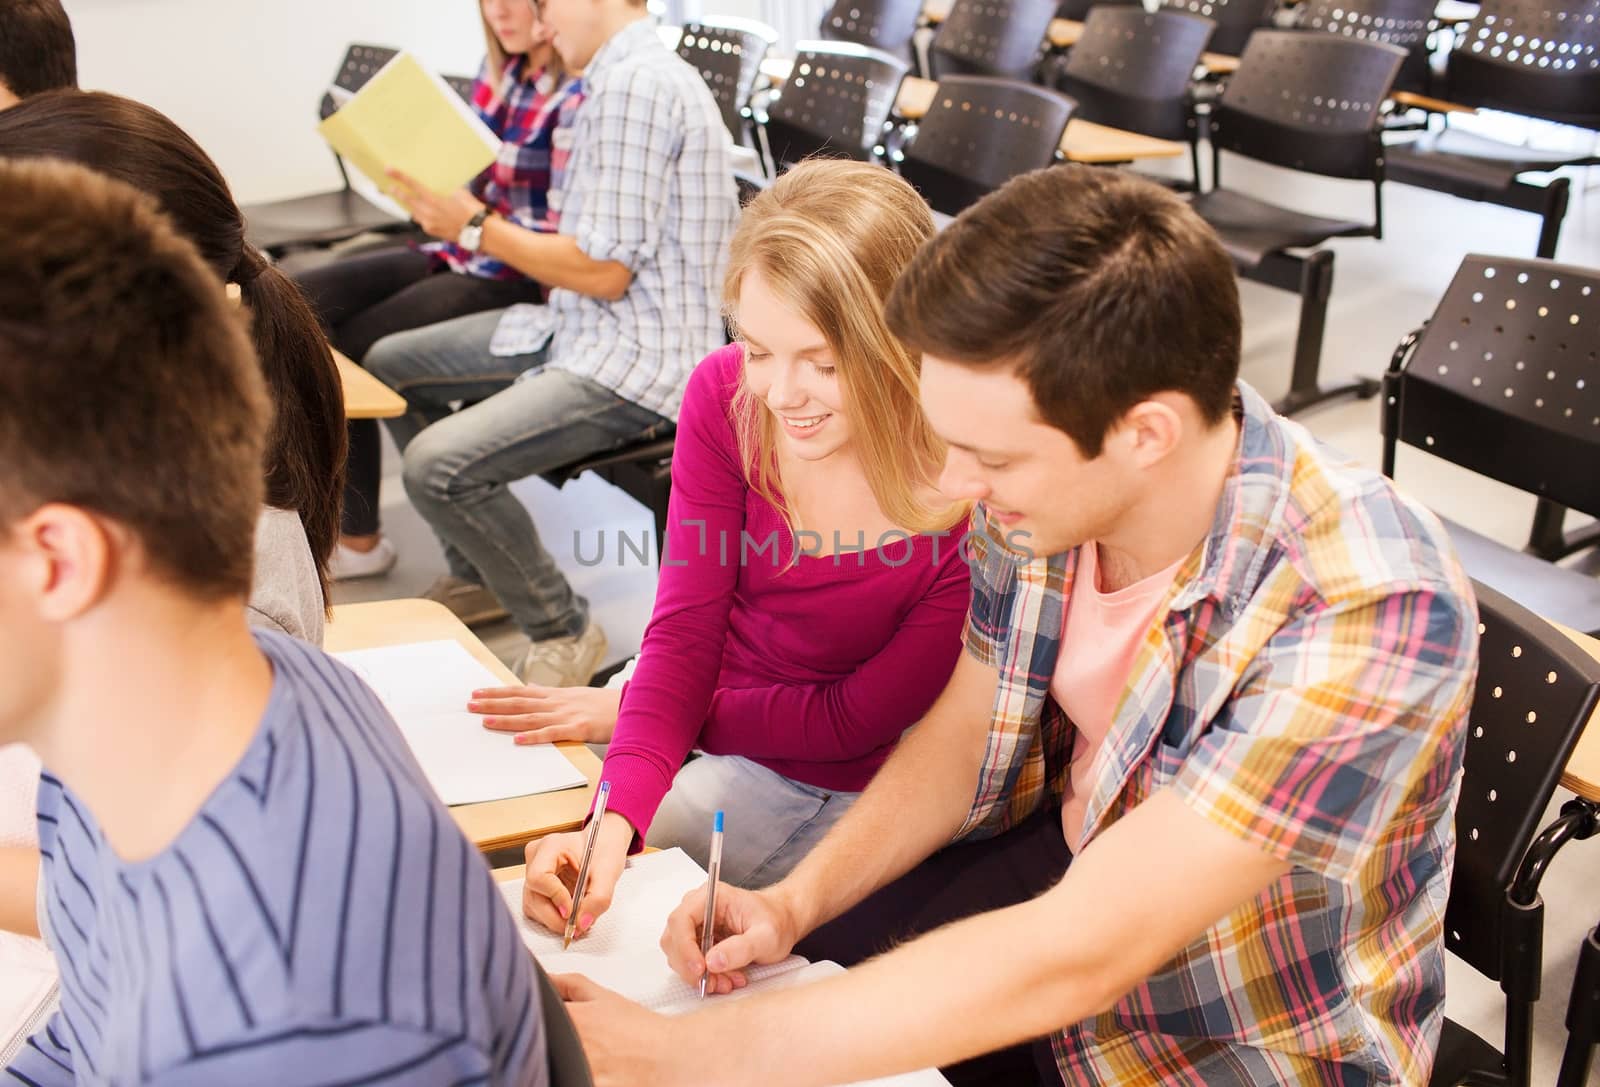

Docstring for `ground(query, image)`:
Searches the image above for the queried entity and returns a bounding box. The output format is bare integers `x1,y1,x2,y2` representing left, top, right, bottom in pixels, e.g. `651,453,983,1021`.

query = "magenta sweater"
601,345,972,838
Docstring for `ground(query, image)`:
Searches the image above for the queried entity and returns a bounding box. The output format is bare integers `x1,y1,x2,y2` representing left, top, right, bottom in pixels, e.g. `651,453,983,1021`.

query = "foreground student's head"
481,0,559,80
0,90,348,604
0,158,268,741
726,158,963,534
887,165,1242,555
0,0,76,110
539,0,649,70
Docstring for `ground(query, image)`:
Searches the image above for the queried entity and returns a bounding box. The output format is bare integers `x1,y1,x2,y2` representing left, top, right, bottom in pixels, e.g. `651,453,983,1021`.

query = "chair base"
1272,374,1381,417
1525,501,1600,562
1431,1018,1512,1087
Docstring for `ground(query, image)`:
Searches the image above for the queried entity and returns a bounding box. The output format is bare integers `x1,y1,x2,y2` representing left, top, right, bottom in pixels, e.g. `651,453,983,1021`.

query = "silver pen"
698,809,725,998
563,780,610,950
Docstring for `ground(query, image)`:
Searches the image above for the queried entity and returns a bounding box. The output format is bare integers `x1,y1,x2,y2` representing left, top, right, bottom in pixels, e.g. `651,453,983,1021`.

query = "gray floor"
332,141,1600,1082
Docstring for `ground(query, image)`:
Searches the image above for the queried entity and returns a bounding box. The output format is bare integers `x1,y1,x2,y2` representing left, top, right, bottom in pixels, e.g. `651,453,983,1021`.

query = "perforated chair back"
1444,580,1600,982
1159,0,1274,56
1440,0,1600,129
819,0,924,55
1209,30,1404,179
928,0,1061,79
675,18,778,142
1055,0,1141,20
765,42,909,168
1052,7,1214,141
320,43,399,121
1383,255,1600,520
898,76,1075,215
1296,0,1434,49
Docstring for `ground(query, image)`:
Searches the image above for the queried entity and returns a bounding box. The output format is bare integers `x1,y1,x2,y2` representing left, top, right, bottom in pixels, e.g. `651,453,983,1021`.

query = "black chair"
1292,0,1438,94
242,44,410,257
674,18,779,146
763,41,909,170
1190,30,1404,415
1054,0,1141,21
927,0,1061,79
1160,0,1275,57
536,961,595,1086
441,73,477,104
1556,911,1600,1087
895,76,1076,217
1428,580,1600,1087
541,432,676,555
1381,254,1600,636
1042,6,1214,186
818,0,924,69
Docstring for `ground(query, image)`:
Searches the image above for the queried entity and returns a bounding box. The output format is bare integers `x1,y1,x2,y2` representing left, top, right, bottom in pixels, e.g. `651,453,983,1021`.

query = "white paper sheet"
335,640,586,806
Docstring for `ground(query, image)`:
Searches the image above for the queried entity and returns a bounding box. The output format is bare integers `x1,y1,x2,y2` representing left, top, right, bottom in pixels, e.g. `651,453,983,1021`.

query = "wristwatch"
458,208,492,253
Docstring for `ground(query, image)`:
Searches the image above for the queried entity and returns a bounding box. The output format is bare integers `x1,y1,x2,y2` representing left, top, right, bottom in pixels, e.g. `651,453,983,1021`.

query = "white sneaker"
329,537,398,581
516,620,608,688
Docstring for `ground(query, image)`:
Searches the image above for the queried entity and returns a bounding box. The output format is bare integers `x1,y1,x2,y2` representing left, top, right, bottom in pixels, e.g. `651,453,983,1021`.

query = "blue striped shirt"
6,630,547,1087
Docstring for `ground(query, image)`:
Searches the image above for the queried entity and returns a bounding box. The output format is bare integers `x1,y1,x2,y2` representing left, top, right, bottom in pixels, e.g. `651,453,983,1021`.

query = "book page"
335,640,586,805
499,849,807,1014
318,51,500,195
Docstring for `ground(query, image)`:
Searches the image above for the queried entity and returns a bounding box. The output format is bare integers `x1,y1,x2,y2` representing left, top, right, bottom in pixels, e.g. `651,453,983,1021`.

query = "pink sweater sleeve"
695,549,971,763
599,346,749,839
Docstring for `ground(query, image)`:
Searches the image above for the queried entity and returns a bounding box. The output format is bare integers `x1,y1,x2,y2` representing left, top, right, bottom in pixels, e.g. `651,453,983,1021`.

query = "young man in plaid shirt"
558,167,1479,1086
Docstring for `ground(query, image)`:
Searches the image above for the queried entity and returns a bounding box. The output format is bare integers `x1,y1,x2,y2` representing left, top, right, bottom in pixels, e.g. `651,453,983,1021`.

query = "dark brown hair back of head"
885,165,1241,457
0,0,76,99
0,157,269,599
0,90,347,606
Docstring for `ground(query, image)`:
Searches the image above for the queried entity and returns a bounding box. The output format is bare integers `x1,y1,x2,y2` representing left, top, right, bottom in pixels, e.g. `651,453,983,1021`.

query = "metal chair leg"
1271,249,1381,416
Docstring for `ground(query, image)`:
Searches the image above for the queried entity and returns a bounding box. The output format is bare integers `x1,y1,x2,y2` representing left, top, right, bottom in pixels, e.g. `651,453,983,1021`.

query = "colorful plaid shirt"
961,381,1478,1085
424,56,584,281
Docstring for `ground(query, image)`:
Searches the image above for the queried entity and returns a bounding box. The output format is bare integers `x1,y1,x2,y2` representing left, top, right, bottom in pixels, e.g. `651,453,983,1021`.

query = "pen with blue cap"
698,810,725,998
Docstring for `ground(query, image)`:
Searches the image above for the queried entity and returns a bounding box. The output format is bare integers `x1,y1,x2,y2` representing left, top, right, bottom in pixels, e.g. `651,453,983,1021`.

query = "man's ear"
15,504,116,623
1112,399,1183,470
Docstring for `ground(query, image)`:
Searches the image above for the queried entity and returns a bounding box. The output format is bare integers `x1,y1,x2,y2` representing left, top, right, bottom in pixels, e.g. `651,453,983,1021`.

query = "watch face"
460,224,483,252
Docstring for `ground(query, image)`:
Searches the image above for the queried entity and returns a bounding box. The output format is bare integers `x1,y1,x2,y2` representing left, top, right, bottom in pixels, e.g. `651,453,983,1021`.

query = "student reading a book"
0,156,548,1086
556,167,1479,1087
0,0,75,111
362,0,738,687
297,0,585,586
507,161,970,928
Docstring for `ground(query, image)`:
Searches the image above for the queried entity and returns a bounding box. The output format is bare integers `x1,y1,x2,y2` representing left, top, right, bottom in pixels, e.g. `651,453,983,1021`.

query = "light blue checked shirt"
489,18,739,420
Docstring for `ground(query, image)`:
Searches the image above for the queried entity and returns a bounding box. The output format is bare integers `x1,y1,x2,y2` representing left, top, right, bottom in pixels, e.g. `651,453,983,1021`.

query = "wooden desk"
893,76,1185,162
325,599,603,852
1552,623,1600,803
335,348,406,420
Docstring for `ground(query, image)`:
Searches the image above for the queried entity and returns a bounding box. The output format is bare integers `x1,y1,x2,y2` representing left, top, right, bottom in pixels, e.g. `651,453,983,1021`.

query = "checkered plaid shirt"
425,57,584,281
962,381,1478,1085
490,19,739,419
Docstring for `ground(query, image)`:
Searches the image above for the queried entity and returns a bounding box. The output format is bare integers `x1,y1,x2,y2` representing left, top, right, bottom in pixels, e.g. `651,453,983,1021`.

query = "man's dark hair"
886,166,1241,457
0,0,77,98
0,156,269,598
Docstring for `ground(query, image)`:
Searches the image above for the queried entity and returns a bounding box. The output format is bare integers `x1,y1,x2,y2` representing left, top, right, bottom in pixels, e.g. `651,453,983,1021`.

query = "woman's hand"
469,684,621,745
384,168,485,242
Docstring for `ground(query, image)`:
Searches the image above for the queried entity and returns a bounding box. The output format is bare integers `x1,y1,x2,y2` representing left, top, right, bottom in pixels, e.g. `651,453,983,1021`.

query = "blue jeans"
365,310,670,641
644,755,860,889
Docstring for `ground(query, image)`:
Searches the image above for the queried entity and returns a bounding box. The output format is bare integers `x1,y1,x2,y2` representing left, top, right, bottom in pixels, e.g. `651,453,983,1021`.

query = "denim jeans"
644,754,860,889
365,310,670,641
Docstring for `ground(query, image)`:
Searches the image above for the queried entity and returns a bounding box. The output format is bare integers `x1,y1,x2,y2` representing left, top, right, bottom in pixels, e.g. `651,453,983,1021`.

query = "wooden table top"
1552,622,1600,803
325,599,603,852
335,348,406,420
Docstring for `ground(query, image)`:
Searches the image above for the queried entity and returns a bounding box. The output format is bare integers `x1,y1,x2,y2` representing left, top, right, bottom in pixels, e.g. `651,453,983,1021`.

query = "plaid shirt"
489,19,740,419
424,57,584,281
962,381,1477,1085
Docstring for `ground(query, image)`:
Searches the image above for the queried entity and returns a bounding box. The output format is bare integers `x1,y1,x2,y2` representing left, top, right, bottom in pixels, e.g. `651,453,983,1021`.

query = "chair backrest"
1054,0,1141,20
765,41,910,168
1051,7,1214,142
819,0,924,54
1383,254,1600,520
441,73,477,104
535,961,595,1087
898,75,1075,216
929,0,1061,79
320,43,399,121
1296,0,1435,50
675,18,779,142
1441,0,1600,130
1209,30,1404,179
1444,579,1600,982
1159,0,1274,56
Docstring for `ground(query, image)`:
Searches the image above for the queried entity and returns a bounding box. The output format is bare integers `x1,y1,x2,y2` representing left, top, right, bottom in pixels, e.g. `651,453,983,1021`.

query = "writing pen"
564,780,610,950
698,809,725,998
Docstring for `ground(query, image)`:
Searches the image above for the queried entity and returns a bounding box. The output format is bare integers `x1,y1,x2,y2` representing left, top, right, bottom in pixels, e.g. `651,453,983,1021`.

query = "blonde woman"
297,0,583,584
507,160,972,937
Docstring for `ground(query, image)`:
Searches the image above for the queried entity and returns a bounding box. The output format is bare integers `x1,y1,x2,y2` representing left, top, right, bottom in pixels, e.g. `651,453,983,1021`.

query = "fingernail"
468,702,481,711
580,914,594,932
557,905,569,920
707,953,723,971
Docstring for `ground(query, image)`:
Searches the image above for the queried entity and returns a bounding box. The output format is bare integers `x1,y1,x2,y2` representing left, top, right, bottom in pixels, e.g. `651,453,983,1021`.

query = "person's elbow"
589,260,633,301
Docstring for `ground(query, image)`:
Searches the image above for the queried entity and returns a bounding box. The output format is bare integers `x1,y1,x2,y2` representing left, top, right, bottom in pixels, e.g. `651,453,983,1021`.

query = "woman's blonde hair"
481,0,563,86
726,160,967,538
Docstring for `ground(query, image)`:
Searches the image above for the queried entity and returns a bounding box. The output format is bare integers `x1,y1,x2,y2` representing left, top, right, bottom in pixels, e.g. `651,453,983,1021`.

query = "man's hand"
384,168,484,242
554,974,699,1087
660,882,804,995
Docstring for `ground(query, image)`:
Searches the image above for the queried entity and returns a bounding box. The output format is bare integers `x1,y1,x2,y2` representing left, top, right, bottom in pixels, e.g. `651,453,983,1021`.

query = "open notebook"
0,941,57,1067
335,640,586,806
498,849,949,1086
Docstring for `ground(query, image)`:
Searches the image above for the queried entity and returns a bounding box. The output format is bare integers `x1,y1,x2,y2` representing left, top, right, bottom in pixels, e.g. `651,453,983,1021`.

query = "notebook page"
497,849,807,1013
335,640,586,805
